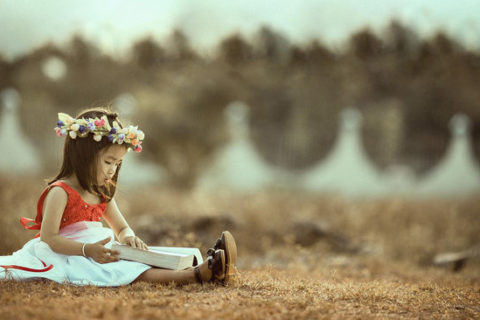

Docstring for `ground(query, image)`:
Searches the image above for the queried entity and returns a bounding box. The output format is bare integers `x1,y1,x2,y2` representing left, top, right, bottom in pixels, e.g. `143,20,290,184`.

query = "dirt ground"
1,179,479,319
1,262,479,320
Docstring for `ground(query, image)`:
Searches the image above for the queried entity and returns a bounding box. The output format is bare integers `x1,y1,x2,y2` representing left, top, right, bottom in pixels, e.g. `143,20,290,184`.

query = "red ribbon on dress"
3,219,54,273
1,259,53,273
20,217,41,238
20,217,41,230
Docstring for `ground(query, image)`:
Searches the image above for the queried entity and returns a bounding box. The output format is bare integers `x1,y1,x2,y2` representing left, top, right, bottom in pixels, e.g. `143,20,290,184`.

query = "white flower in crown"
58,113,75,124
55,112,145,152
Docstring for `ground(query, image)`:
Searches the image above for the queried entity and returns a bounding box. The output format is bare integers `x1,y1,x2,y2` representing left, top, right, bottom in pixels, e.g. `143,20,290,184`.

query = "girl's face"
97,144,128,186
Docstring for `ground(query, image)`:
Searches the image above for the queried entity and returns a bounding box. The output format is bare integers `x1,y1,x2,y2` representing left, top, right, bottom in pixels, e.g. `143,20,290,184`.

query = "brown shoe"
194,249,225,284
209,249,226,282
221,231,237,284
206,231,237,284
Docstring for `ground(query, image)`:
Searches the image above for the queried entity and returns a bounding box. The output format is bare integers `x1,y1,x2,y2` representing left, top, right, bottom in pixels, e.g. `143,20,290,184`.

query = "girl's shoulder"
50,179,104,205
36,181,70,217
43,184,69,207
47,180,77,195
38,180,71,201
39,180,83,205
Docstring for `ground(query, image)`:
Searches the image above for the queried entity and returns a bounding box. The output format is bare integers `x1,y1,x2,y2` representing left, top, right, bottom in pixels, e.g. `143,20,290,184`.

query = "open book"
111,244,203,270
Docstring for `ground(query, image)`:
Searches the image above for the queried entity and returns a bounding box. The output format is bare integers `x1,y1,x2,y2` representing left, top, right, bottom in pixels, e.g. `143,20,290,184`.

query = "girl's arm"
103,197,148,250
40,187,119,263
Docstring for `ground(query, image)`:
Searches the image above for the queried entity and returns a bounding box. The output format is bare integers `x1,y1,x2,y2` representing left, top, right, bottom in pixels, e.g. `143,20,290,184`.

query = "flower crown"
55,113,144,152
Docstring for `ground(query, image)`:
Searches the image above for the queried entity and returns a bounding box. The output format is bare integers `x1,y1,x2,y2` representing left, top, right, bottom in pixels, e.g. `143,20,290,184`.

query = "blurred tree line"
1,21,479,188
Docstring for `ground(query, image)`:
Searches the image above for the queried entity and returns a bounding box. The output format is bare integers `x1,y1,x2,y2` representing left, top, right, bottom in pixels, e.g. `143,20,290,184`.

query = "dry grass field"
1,177,479,319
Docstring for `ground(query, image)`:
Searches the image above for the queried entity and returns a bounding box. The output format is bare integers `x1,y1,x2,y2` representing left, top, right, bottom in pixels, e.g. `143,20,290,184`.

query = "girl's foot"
194,249,225,284
207,231,237,284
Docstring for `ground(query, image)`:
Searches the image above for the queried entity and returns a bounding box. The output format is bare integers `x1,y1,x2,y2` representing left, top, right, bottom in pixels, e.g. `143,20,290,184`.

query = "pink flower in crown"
134,145,142,153
56,128,67,137
94,119,105,127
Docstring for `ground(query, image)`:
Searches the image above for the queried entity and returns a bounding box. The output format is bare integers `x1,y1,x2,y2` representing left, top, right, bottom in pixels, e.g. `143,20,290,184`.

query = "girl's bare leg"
134,260,212,285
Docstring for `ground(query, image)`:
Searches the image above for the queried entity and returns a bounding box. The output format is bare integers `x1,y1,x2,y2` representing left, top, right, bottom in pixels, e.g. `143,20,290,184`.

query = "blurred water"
196,101,275,191
1,94,479,196
301,108,385,196
0,88,40,174
418,114,480,195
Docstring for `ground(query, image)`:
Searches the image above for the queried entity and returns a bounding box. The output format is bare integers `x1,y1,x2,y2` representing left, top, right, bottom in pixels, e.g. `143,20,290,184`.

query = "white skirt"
0,221,152,286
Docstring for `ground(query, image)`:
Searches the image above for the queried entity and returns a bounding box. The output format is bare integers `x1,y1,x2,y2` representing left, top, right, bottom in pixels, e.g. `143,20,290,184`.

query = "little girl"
0,108,237,286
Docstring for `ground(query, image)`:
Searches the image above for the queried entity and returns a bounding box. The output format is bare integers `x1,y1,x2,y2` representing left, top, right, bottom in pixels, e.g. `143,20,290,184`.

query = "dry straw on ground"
1,267,479,319
1,177,479,319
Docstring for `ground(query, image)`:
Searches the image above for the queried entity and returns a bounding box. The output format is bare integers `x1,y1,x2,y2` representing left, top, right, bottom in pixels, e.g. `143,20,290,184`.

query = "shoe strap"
207,253,218,282
206,248,215,257
206,238,223,258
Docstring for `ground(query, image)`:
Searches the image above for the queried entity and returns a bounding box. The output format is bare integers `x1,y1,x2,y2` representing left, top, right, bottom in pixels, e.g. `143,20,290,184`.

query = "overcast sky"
1,0,479,60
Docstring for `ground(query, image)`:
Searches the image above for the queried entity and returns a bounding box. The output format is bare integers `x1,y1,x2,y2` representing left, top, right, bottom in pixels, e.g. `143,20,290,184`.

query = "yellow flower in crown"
55,113,144,152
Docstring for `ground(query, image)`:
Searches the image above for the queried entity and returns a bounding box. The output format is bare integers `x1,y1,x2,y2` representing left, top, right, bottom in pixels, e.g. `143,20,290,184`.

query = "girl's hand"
123,236,149,250
84,237,120,264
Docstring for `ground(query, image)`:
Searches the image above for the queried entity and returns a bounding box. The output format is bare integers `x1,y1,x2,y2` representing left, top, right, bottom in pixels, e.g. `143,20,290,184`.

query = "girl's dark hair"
48,107,128,202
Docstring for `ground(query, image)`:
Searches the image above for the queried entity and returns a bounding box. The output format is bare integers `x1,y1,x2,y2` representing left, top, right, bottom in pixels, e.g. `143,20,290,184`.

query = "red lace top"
21,181,107,238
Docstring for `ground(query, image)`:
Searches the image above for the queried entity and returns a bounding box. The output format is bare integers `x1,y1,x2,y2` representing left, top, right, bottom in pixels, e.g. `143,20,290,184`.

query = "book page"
149,246,203,264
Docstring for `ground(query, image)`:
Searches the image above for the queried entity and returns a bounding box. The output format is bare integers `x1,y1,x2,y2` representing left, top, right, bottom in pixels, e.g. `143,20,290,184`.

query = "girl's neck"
61,175,103,204
62,175,94,197
62,175,83,191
